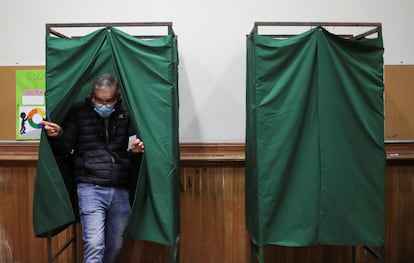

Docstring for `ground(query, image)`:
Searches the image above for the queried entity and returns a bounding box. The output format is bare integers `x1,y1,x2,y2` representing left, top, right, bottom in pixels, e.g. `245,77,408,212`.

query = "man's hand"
40,120,61,137
130,138,145,153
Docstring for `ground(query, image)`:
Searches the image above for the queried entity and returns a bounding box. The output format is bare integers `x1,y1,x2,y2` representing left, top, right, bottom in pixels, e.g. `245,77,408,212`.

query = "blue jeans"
77,183,131,263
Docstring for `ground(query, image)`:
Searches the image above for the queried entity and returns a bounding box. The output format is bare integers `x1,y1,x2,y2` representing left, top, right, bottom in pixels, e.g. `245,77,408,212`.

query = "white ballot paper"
127,135,137,151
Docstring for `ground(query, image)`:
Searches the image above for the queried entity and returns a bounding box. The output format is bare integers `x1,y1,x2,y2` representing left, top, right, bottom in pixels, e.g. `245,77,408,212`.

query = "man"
41,74,144,263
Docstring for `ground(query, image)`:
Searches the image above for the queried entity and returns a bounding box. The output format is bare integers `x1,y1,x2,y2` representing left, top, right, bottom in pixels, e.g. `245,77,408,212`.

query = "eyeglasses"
92,96,118,106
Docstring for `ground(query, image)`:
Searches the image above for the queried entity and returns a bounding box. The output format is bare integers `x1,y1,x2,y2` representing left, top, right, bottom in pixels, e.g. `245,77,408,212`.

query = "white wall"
1,0,413,142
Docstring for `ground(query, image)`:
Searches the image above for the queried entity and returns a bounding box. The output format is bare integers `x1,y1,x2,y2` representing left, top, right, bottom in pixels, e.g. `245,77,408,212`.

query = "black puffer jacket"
50,96,139,188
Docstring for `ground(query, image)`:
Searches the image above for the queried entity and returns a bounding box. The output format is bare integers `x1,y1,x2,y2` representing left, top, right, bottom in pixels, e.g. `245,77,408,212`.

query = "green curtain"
246,27,385,247
33,27,180,248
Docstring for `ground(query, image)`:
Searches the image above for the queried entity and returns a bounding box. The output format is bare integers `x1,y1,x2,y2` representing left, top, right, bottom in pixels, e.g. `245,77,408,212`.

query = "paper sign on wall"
16,70,46,140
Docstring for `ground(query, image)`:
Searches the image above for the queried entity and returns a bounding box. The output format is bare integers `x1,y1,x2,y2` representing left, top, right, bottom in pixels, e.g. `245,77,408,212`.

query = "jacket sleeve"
48,107,78,156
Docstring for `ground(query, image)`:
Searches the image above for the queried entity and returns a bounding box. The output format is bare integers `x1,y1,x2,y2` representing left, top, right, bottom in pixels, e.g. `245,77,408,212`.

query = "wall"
1,0,413,142
2,65,414,140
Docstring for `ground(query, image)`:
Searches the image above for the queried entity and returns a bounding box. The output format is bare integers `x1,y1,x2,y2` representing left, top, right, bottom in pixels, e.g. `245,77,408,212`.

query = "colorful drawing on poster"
18,106,46,139
27,108,46,128
16,69,46,140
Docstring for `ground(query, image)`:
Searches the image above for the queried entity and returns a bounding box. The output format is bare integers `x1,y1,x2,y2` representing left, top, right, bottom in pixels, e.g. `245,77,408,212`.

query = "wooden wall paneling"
179,164,249,263
385,161,397,263
0,165,27,262
204,167,218,261
0,164,45,263
262,245,353,263
223,166,250,262
1,142,414,262
0,141,79,263
230,166,250,261
355,247,384,263
385,160,414,263
0,162,78,263
180,167,203,263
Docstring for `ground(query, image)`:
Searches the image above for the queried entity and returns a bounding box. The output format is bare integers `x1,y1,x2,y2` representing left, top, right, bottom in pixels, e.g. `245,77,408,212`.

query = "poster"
16,69,46,140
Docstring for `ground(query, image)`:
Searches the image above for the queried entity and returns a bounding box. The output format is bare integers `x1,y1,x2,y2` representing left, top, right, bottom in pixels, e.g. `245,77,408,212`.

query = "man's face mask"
92,96,117,118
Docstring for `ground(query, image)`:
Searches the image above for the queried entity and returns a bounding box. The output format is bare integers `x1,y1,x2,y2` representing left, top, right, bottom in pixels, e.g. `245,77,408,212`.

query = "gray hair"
93,74,119,92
